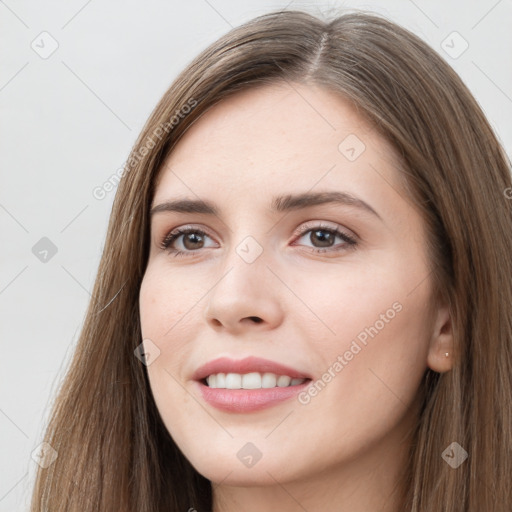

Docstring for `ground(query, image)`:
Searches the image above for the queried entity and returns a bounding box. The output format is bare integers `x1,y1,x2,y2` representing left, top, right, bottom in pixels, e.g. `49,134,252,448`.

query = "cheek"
288,251,428,349
314,285,431,427
139,264,198,341
294,256,431,412
138,267,191,403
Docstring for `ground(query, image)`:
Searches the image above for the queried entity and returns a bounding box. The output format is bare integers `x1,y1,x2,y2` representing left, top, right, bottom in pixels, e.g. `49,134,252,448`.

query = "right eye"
160,227,217,257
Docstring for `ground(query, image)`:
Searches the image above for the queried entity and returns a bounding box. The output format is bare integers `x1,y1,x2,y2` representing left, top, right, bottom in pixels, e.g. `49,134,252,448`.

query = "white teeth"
261,373,276,388
225,373,242,389
216,373,226,388
242,372,261,389
205,372,307,389
277,375,291,387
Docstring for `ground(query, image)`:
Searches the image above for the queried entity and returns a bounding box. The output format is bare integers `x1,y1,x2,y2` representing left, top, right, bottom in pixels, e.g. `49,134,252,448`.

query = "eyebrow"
150,191,382,220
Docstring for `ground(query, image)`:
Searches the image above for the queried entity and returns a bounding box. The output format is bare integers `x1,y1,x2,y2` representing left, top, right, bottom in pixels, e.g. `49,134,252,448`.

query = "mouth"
192,356,313,412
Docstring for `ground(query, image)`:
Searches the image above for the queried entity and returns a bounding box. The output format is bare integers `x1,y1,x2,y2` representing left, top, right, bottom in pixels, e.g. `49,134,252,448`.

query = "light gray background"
1,0,511,509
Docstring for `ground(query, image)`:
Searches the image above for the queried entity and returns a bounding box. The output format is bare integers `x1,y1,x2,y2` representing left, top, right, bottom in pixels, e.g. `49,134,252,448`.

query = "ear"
426,304,454,373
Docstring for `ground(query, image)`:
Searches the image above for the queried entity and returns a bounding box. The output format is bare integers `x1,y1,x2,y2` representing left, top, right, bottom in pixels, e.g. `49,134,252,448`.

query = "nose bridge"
220,211,272,276
203,229,285,330
212,235,270,303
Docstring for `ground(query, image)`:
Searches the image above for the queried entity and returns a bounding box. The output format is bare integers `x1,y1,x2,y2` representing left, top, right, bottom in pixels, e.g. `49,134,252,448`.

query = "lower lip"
194,379,311,413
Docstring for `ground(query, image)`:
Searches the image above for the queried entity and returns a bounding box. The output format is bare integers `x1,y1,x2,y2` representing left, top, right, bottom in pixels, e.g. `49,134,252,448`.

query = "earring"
445,352,449,357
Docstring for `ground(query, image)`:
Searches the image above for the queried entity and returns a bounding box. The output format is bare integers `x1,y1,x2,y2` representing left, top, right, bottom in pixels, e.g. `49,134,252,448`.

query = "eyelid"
291,220,356,240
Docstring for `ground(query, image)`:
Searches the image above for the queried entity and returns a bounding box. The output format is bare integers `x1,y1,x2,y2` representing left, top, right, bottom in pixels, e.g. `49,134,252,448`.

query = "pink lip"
192,356,312,382
194,379,311,413
191,356,312,413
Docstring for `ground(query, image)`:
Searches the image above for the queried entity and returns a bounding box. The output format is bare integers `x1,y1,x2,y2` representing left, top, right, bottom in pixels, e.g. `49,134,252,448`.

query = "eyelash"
159,222,358,258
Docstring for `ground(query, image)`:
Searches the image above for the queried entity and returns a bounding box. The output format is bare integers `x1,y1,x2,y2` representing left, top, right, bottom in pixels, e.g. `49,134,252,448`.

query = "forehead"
153,82,404,213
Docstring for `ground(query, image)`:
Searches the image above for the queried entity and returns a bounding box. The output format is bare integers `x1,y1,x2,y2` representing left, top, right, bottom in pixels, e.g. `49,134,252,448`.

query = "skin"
138,82,454,512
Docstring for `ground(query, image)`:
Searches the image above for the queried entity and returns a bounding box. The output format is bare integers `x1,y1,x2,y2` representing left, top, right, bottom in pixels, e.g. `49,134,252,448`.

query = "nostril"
248,316,263,323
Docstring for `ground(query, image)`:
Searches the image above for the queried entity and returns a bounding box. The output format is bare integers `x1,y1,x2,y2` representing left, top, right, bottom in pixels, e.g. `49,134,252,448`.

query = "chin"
183,447,302,486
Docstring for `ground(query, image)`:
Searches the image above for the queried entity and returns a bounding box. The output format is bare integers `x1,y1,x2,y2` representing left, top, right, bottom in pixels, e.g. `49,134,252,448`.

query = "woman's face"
139,82,451,488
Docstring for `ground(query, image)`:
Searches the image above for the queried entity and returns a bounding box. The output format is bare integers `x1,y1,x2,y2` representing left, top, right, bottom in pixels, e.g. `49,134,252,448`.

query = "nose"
203,250,285,334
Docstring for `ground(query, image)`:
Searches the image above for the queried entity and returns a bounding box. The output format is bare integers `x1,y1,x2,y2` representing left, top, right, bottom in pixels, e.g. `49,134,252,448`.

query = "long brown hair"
30,8,512,511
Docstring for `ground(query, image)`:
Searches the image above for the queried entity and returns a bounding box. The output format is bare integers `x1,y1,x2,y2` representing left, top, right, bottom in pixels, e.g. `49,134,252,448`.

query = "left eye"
160,224,358,257
294,225,357,253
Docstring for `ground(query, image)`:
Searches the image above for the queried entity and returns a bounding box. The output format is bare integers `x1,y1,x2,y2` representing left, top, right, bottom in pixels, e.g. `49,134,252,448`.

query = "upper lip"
192,356,312,382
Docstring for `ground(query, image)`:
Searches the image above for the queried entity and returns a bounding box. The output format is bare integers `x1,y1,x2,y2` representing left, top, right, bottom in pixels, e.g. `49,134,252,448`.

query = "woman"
30,8,512,512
